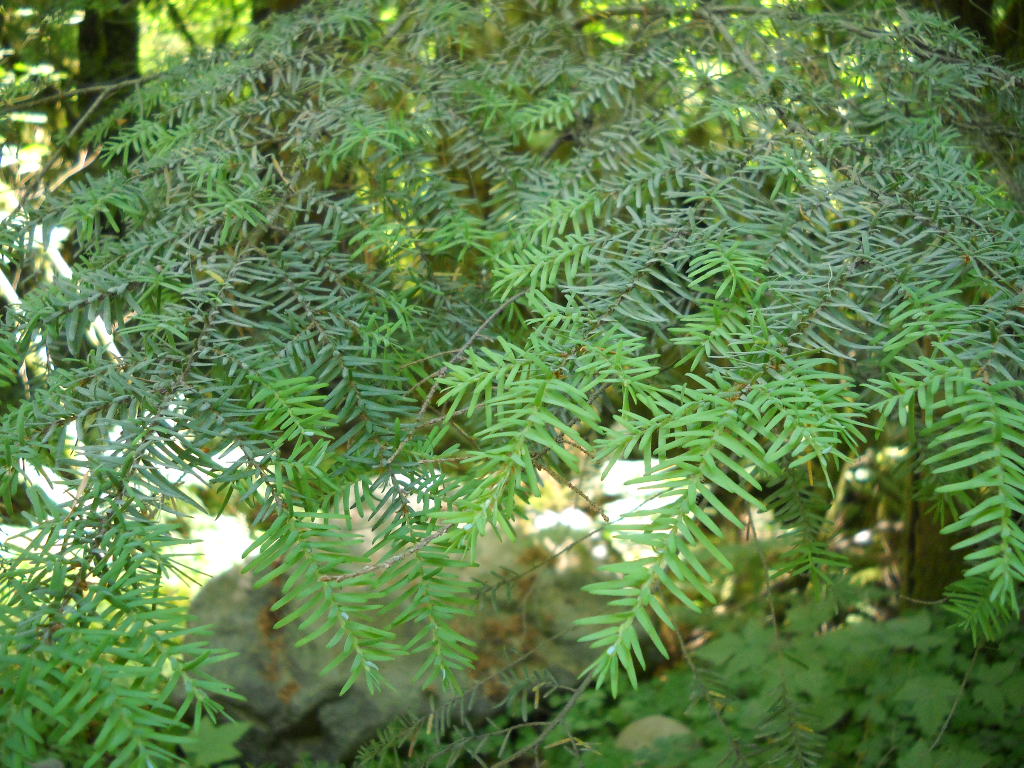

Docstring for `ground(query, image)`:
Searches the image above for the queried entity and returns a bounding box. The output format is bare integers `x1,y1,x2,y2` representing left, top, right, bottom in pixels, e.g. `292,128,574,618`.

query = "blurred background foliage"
363,606,1024,768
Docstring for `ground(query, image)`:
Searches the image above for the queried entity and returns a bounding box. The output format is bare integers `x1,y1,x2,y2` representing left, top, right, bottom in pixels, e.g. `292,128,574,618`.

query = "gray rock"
186,565,434,767
615,714,691,751
183,534,617,766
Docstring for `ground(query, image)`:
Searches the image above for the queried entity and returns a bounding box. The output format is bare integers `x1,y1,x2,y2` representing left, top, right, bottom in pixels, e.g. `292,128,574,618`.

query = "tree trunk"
921,0,1024,59
924,0,996,45
77,1,139,122
903,500,966,602
252,0,305,25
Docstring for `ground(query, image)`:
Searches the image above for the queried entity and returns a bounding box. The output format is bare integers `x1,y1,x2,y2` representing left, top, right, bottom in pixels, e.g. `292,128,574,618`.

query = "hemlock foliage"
1,0,1023,765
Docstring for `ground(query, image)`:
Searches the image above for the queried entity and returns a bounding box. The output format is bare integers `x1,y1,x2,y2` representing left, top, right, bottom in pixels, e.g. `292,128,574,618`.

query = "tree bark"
252,0,305,25
77,1,139,122
921,0,1024,59
925,0,996,45
903,502,966,602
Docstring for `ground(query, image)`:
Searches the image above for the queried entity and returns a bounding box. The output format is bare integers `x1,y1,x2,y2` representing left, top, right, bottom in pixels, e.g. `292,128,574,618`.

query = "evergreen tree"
1,1,1022,765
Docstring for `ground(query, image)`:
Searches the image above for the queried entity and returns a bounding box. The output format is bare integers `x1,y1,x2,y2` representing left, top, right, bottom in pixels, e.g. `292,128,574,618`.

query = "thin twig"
42,148,101,195
671,623,752,768
336,291,525,587
412,290,526,401
319,524,454,583
164,2,200,53
391,289,526,461
3,74,158,111
399,346,466,369
14,84,112,213
929,644,980,751
475,524,606,599
573,3,758,29
488,669,596,768
574,5,660,29
0,270,21,308
747,511,782,633
898,593,947,606
379,0,425,46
